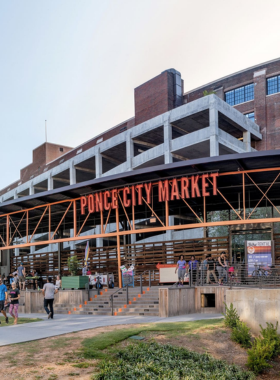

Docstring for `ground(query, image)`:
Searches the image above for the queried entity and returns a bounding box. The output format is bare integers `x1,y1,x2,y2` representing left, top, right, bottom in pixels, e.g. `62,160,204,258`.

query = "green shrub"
260,322,280,357
67,256,80,276
94,341,255,379
231,321,252,348
223,303,240,328
247,337,273,373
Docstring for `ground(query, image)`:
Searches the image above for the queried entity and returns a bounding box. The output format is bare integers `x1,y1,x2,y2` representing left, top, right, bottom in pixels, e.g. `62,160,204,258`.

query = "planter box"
62,276,89,289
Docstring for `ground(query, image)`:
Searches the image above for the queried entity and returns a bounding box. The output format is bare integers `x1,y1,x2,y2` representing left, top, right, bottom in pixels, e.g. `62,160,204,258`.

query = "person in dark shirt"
206,255,218,284
9,282,20,325
188,255,199,285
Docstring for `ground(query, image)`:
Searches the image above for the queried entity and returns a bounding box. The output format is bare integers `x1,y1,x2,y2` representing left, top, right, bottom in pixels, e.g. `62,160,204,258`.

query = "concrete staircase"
55,287,159,316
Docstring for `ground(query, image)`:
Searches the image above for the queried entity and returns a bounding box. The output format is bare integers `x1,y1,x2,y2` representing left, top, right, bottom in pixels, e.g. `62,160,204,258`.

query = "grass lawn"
0,316,42,327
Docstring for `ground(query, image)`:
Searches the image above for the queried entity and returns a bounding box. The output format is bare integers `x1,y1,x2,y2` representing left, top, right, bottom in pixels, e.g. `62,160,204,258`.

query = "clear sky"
0,0,280,189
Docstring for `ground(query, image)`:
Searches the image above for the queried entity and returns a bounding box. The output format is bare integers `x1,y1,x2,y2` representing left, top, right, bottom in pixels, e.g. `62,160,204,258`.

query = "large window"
267,75,280,95
225,84,254,106
245,112,255,121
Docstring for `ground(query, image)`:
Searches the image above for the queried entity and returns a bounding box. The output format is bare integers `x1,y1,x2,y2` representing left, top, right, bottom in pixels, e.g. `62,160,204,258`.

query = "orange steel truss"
1,166,280,287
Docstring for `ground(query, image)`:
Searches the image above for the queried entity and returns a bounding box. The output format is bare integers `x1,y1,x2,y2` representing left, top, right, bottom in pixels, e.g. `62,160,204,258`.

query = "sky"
0,0,280,189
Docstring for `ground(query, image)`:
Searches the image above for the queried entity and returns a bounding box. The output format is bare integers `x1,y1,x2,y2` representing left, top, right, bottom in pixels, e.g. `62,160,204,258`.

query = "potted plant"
61,256,89,289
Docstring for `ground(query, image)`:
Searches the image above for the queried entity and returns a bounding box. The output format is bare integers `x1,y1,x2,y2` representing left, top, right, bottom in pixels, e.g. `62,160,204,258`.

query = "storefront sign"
80,173,218,215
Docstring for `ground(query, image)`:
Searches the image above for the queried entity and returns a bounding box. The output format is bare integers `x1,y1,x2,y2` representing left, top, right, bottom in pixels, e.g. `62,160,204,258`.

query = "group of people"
0,260,63,325
175,251,230,286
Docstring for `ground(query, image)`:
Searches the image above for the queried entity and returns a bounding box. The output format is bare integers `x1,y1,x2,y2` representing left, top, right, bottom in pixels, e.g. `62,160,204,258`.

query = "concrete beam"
218,129,248,154
171,127,211,152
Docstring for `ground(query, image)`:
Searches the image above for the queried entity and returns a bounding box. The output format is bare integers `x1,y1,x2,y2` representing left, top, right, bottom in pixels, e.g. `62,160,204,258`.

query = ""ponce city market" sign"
80,173,218,215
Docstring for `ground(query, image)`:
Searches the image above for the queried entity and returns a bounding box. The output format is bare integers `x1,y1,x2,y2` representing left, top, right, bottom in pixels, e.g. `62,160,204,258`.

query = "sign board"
246,240,274,275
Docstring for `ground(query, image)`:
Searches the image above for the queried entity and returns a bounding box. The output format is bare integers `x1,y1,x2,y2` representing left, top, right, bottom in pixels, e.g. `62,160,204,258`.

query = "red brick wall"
20,143,73,183
134,71,175,125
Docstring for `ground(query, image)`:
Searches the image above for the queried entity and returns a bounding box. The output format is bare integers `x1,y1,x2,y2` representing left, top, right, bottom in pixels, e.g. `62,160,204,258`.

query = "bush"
260,322,280,357
223,303,240,329
94,341,255,379
231,321,252,348
247,337,272,373
67,255,80,276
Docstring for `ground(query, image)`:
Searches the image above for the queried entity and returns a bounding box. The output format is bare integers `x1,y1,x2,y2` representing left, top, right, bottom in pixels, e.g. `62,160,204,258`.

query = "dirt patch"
153,326,248,368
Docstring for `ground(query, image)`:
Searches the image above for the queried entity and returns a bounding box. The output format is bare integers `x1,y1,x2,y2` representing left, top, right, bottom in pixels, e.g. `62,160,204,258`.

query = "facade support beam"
209,107,219,157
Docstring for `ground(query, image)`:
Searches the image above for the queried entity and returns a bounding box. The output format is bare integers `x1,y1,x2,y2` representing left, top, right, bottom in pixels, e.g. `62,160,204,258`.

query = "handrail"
134,269,152,294
110,285,129,316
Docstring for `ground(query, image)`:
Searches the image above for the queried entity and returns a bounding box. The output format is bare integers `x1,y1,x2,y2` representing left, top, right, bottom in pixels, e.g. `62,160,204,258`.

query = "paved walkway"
0,312,223,346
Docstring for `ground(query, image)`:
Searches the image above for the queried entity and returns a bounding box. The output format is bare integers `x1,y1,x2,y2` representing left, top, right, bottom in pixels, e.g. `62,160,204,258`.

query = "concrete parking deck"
0,312,223,346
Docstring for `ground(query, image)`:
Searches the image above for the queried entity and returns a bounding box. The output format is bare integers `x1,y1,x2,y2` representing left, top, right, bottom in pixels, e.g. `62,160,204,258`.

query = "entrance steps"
55,287,159,316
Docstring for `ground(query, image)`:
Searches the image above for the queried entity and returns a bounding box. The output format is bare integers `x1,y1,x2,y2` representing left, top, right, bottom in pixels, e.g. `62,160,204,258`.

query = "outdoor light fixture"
150,216,156,223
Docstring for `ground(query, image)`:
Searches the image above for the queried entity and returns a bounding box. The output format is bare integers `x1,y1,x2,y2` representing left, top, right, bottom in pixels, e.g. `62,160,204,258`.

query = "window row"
225,84,254,106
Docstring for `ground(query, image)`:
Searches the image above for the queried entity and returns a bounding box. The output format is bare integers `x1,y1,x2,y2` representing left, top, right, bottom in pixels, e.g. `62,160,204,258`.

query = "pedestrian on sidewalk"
42,277,58,319
17,262,26,291
9,282,20,325
0,278,9,324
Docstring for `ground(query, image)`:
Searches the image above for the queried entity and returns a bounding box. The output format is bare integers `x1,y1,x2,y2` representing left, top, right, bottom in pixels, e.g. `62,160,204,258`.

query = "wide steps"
55,287,160,317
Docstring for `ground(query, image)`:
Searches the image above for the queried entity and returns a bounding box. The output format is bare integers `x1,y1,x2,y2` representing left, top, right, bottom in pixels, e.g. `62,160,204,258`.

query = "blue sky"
0,0,280,189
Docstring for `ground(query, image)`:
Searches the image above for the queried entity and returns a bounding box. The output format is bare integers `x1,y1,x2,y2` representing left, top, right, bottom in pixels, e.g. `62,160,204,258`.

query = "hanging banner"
246,240,273,275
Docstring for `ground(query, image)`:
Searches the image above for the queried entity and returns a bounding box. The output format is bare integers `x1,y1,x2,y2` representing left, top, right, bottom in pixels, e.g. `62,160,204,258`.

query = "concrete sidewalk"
0,313,223,346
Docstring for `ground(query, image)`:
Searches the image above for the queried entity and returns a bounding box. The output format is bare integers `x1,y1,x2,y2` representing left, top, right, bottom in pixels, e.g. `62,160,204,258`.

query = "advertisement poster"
247,240,272,275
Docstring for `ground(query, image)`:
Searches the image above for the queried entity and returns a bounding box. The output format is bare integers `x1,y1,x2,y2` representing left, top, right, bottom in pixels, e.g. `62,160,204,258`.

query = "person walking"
17,262,26,291
0,278,9,324
42,277,58,319
217,252,227,285
206,254,218,284
9,282,20,325
188,255,199,285
175,255,187,286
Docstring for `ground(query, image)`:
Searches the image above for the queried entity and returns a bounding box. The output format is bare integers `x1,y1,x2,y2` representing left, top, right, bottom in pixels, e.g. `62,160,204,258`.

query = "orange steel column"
243,173,245,220
73,200,77,237
116,201,122,288
165,200,169,227
6,215,9,247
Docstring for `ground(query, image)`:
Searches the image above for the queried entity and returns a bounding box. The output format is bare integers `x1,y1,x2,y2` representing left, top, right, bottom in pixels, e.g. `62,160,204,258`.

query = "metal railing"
135,270,152,294
188,263,280,289
110,285,129,316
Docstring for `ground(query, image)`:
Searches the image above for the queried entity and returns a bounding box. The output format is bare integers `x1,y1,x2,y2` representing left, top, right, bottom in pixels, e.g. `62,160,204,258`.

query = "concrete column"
166,216,174,241
95,148,102,178
126,132,133,170
243,131,251,152
209,107,219,156
15,248,20,257
164,120,172,164
30,183,34,195
48,173,54,191
14,190,18,199
70,162,76,185
95,225,103,248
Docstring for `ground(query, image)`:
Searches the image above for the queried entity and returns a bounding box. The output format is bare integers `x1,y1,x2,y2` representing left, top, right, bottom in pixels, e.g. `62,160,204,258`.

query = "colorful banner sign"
247,240,272,275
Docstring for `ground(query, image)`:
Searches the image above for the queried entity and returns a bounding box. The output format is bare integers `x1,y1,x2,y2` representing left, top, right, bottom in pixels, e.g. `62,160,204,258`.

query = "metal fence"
188,262,280,289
